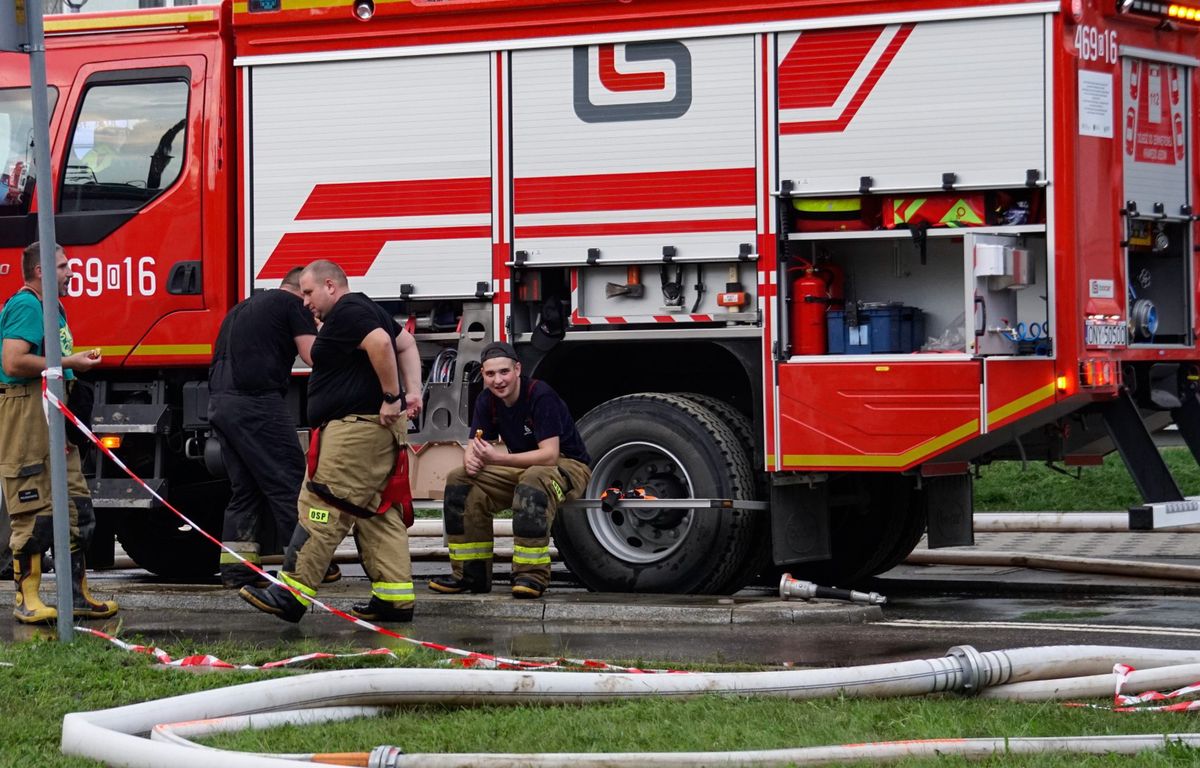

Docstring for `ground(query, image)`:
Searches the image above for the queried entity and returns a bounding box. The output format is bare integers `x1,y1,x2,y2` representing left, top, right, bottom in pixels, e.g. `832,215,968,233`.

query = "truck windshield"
0,87,58,218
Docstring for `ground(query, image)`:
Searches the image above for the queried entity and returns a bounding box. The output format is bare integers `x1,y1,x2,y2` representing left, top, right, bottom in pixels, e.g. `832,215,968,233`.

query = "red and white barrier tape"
1066,663,1200,713
45,381,668,674
76,626,402,669
1112,662,1200,712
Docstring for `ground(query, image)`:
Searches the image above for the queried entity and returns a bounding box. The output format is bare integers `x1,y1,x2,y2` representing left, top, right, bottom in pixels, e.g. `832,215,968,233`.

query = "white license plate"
1085,320,1127,348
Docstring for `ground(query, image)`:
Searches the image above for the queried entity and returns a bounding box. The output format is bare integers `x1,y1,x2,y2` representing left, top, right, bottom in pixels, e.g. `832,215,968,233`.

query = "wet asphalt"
4,521,1200,667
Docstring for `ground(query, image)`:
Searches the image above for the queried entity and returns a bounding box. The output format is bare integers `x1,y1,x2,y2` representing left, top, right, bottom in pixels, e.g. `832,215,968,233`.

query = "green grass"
5,635,1200,767
973,447,1200,512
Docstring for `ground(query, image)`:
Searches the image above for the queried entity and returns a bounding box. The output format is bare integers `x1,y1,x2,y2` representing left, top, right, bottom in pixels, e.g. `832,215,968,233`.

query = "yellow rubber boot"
13,553,57,625
71,551,118,619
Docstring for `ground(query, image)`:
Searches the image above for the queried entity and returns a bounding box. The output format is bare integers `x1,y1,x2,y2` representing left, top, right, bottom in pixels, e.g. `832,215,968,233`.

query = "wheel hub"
585,441,696,564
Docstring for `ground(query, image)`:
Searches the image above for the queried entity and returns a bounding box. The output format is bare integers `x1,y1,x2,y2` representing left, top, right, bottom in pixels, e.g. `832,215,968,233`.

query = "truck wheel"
116,480,227,579
555,393,758,594
788,473,918,586
868,499,927,577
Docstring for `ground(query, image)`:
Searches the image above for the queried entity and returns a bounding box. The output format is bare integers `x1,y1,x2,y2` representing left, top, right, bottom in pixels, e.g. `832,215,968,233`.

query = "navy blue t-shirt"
470,377,589,464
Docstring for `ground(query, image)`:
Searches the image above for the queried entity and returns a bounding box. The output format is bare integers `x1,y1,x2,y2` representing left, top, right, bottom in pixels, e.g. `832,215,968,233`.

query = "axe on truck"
606,265,645,298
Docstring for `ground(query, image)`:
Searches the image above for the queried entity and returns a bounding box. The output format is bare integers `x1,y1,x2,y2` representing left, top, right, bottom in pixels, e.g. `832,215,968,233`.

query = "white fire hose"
61,645,1200,767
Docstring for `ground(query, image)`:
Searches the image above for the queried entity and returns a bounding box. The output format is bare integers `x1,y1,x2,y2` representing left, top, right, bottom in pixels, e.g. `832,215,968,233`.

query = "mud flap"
923,475,974,549
769,480,831,566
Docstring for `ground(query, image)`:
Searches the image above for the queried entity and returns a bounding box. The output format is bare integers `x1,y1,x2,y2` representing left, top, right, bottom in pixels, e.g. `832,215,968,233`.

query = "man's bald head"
299,260,350,320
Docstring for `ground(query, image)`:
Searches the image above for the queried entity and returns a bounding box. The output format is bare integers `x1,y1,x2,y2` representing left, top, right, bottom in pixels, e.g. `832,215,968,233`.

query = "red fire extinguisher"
789,263,843,356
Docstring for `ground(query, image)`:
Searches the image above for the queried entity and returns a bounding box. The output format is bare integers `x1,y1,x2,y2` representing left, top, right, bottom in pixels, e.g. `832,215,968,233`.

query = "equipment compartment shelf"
786,224,1045,242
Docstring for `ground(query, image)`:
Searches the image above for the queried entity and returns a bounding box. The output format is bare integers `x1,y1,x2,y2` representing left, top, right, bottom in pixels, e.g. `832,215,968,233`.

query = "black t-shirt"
470,377,590,464
209,289,317,396
306,292,400,427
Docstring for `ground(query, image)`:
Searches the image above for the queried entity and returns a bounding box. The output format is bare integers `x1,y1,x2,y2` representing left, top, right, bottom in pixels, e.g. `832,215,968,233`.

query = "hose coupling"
946,644,988,695
779,573,887,605
369,745,405,768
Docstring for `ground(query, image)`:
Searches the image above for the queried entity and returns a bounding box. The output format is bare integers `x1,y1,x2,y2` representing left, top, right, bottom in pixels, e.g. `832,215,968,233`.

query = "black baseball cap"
480,341,518,363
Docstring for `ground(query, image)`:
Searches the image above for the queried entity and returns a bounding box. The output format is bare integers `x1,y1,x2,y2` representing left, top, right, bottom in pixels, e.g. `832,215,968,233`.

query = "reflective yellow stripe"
234,0,404,14
131,344,212,357
74,343,213,358
987,382,1056,428
513,545,550,566
372,582,415,603
792,198,862,214
46,8,217,32
449,542,494,562
279,572,316,606
784,419,978,468
901,199,925,222
781,382,1057,469
75,345,132,357
219,552,261,565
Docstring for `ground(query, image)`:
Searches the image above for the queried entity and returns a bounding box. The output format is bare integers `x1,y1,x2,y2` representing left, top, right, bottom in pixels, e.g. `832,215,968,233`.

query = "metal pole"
25,1,74,642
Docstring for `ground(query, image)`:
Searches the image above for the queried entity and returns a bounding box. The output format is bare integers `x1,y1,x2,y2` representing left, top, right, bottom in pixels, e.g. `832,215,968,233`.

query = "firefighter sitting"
429,341,590,599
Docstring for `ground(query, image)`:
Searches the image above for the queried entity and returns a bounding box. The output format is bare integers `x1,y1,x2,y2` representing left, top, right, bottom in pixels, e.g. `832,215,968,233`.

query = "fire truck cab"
3,0,1200,594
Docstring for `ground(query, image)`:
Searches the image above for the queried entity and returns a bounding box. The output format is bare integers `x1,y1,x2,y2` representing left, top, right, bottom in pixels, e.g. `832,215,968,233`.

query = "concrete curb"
0,578,881,626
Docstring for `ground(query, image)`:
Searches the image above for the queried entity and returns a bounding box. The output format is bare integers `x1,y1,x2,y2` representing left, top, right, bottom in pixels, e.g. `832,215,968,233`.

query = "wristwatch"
381,392,401,404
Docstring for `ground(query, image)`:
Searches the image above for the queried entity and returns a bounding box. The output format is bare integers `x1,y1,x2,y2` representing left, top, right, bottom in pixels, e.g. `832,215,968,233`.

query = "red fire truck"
2,0,1199,593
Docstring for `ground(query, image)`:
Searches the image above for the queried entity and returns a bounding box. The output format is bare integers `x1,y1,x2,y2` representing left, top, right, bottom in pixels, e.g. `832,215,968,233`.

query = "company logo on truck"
573,42,692,123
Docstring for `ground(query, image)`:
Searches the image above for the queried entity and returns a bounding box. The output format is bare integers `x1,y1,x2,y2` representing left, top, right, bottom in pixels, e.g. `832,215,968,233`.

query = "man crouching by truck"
0,242,117,624
239,259,422,623
430,342,590,599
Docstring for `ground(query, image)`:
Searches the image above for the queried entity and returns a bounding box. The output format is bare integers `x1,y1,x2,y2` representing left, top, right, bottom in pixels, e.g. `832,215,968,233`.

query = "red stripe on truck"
295,177,492,220
514,168,754,213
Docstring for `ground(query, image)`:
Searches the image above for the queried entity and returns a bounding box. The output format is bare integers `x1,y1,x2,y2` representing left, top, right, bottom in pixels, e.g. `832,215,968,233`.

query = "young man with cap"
430,341,590,599
0,241,117,624
239,259,422,623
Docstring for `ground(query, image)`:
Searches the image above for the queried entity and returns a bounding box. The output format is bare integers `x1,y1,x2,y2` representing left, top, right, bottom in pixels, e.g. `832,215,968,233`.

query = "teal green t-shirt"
0,289,75,385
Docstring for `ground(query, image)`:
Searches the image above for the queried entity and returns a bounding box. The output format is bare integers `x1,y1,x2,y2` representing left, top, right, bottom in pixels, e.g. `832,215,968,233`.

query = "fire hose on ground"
907,512,1200,582
60,645,1200,767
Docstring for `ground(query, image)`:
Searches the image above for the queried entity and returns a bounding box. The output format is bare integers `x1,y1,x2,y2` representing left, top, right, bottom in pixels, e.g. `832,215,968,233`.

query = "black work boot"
323,563,342,584
428,561,491,594
221,563,268,590
511,575,546,599
350,596,413,623
71,551,119,619
239,583,306,623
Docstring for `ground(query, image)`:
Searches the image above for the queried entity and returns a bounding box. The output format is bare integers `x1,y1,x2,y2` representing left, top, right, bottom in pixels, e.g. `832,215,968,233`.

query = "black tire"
555,393,758,594
787,473,918,586
676,393,771,587
869,497,927,577
675,394,759,466
116,480,228,579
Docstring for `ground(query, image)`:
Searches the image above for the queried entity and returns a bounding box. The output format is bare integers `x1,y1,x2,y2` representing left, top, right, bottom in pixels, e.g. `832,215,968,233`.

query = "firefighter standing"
430,342,590,599
239,259,422,623
208,266,323,589
0,242,118,624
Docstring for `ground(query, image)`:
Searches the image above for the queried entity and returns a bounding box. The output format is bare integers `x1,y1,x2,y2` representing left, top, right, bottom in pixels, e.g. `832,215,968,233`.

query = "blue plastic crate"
827,306,924,354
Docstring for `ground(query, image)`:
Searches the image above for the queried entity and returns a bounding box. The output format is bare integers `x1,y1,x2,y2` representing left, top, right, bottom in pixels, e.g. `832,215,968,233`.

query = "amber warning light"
99,436,122,450
1117,1,1200,22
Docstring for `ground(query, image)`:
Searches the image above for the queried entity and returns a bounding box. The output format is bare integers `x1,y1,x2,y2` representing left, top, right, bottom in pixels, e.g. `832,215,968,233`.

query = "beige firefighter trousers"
0,381,91,553
444,458,591,588
282,414,413,608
